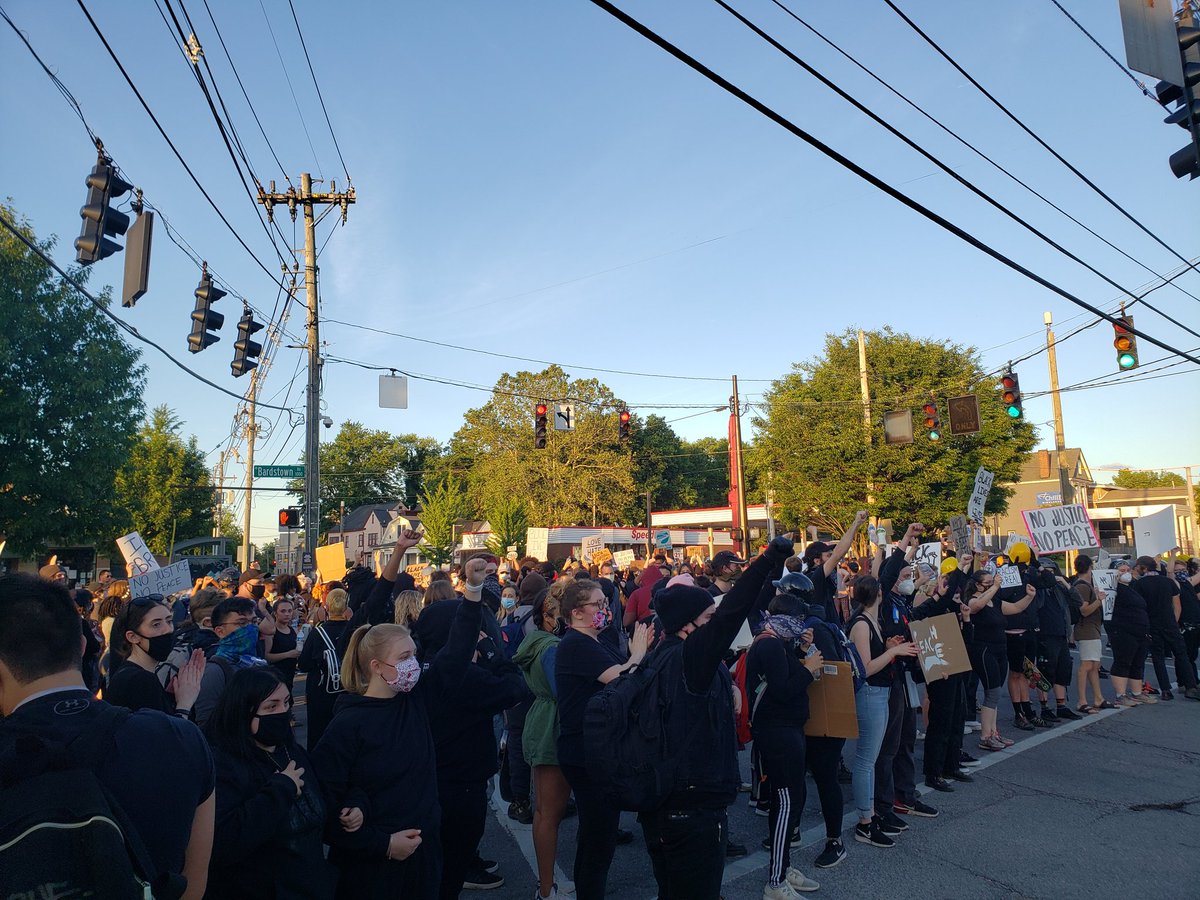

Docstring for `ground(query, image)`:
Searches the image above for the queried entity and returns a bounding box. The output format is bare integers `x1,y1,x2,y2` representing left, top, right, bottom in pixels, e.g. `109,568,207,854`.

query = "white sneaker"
532,886,559,900
786,867,820,892
966,720,982,731
763,882,802,900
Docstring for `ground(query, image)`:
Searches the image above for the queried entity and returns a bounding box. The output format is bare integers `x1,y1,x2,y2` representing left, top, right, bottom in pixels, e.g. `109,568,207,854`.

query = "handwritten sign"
967,467,994,524
612,549,636,569
117,531,160,575
1092,570,1118,621
998,564,1022,589
914,541,942,574
672,548,685,563
909,613,971,682
315,542,348,583
1021,504,1099,553
591,548,613,567
129,559,192,599
525,528,549,562
949,515,971,556
581,535,605,561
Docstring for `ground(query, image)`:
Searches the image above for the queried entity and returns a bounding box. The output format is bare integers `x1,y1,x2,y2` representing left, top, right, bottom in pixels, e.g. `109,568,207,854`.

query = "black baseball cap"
712,550,747,570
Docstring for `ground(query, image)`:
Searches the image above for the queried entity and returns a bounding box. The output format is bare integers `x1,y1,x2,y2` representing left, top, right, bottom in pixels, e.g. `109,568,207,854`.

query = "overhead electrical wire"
582,0,1200,367
286,0,351,181
1047,0,1162,103
257,0,323,177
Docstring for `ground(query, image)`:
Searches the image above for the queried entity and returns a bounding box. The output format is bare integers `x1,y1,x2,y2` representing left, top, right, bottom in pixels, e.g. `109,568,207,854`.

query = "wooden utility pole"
214,450,227,538
730,376,750,555
1044,312,1074,506
241,370,258,572
858,329,877,531
258,175,355,574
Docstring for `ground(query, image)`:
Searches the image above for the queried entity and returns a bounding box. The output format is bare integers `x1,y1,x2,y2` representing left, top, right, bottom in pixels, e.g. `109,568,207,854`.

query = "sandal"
1097,700,1118,710
1076,705,1097,715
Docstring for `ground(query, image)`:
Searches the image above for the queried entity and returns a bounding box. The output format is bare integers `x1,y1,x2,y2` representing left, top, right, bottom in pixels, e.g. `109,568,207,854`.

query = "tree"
256,540,276,572
215,507,243,549
287,422,443,528
418,477,469,565
447,366,636,526
0,204,145,554
113,406,214,556
754,328,1036,535
485,495,529,557
1110,469,1186,489
627,415,731,515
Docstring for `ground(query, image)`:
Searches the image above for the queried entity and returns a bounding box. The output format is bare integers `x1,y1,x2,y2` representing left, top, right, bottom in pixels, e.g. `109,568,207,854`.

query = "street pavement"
291,654,1200,900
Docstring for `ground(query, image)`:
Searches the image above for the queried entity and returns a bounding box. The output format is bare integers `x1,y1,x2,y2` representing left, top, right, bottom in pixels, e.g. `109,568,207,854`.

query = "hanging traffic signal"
231,310,264,377
1001,370,1023,419
1154,22,1200,180
278,507,300,528
534,403,548,449
922,400,941,440
74,155,133,265
1113,315,1139,371
619,408,631,442
188,265,225,353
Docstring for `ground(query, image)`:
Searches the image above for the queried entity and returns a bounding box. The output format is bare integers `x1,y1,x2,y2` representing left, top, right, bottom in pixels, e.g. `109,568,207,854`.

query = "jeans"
874,679,917,813
852,683,890,820
806,735,845,839
1149,623,1198,691
640,806,727,900
437,780,488,900
561,764,621,900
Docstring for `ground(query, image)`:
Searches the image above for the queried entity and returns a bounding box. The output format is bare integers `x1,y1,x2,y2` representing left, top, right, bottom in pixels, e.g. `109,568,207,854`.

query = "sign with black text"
967,467,994,524
129,559,192,599
1021,504,1099,553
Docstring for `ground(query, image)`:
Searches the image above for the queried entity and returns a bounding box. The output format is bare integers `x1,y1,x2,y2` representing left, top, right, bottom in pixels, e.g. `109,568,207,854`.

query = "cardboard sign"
804,661,859,739
949,515,971,556
129,559,192,599
405,563,426,577
612,549,635,569
117,531,160,575
997,564,1022,588
914,541,942,574
672,548,685,563
653,529,672,550
1133,505,1178,558
315,542,348,583
581,535,605,561
967,467,994,524
909,613,971,682
1093,570,1119,621
590,548,613,567
525,528,549,562
1021,504,1099,553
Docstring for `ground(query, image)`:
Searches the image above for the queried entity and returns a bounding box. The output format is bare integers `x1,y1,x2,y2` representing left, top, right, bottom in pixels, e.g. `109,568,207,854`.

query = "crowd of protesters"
3,520,1198,900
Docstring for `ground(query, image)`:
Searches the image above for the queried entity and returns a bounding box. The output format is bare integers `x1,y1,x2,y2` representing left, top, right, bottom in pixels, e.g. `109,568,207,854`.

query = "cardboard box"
805,661,859,740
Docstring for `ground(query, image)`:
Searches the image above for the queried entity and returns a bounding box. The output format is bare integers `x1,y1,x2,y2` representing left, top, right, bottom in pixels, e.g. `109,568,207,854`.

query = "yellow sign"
591,548,614,566
315,542,348,583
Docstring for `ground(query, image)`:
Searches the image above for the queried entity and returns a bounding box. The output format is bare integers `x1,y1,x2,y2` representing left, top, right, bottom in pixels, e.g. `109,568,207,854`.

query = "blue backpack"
804,615,867,693
499,608,534,660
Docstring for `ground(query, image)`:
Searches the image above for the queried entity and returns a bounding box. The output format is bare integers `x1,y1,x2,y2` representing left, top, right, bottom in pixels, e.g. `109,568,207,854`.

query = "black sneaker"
814,838,847,868
1162,689,1175,701
924,777,955,793
837,761,853,784
507,800,533,825
1013,715,1035,731
1041,708,1060,723
462,869,504,890
473,855,499,875
1056,706,1082,720
907,799,939,818
958,751,980,767
726,839,748,859
853,820,895,848
1030,716,1055,728
1098,666,1109,679
876,813,905,836
879,809,908,831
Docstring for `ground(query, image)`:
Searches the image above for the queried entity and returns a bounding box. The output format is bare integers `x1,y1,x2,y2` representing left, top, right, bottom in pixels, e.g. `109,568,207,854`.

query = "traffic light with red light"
1001,370,1023,419
1112,316,1138,371
534,403,548,449
922,400,941,440
619,408,631,442
279,507,301,528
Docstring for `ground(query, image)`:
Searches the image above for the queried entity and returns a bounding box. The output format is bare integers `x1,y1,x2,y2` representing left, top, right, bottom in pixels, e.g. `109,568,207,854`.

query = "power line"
881,0,1200,289
256,0,323,177
1047,0,1161,102
582,0,1200,368
286,0,350,181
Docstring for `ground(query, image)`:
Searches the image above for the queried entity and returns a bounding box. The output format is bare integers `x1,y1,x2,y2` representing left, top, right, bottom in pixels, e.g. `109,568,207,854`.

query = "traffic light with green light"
922,401,941,440
1001,370,1023,419
1113,316,1138,371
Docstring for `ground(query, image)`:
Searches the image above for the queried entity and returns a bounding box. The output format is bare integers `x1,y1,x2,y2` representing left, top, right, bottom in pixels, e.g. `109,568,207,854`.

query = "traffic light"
1113,315,1139,371
921,400,941,440
279,507,300,528
188,266,225,353
1154,22,1200,180
619,408,631,442
1001,370,1023,419
231,310,264,377
534,403,548,449
74,155,133,265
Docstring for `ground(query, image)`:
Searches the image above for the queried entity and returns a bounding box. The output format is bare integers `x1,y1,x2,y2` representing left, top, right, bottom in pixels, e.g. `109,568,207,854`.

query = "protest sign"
581,535,605,561
967,467,994,524
315,542,348,583
672,548,685,563
525,528,549,562
129,559,192,599
653,529,672,550
1021,504,1099,553
909,613,972,682
949,515,971,556
1133,505,1178,558
591,548,613,566
913,541,942,574
612,549,636,569
117,531,160,575
804,661,859,739
1093,570,1118,621
1004,531,1022,551
998,565,1022,589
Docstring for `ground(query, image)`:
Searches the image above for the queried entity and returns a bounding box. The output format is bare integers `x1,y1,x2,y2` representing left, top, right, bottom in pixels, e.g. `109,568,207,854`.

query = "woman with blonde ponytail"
310,528,487,899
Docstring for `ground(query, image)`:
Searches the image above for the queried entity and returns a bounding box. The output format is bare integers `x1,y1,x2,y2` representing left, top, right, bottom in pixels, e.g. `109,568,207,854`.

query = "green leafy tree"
287,423,443,528
0,204,145,554
485,496,529,557
447,366,635,526
215,507,243,549
256,540,276,572
419,477,469,565
114,406,213,556
754,328,1036,535
1109,468,1186,489
674,436,732,509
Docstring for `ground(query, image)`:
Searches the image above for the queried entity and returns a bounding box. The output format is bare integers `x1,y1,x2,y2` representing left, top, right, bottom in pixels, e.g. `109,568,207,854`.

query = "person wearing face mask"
556,579,653,900
105,595,207,718
192,597,268,728
1134,555,1200,700
204,667,340,898
238,572,275,647
310,542,484,900
1108,564,1156,706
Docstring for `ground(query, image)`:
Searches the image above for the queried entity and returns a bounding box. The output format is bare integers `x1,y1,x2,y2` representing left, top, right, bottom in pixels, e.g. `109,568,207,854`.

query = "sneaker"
754,800,771,817
853,820,895,848
880,810,908,832
1056,706,1082,721
994,731,1015,747
1161,690,1174,701
945,769,975,783
1144,683,1159,695
740,781,753,792
1013,715,1035,731
1098,666,1109,679
1131,693,1158,705
1041,708,1060,723
1185,687,1200,701
786,867,820,893
1115,694,1138,708
463,870,504,890
726,839,749,859
966,720,982,731
979,735,1006,752
761,829,803,851
916,729,926,740
959,751,980,767
507,800,533,825
763,883,801,900
814,838,847,868
907,799,939,818
876,814,904,837
924,777,955,793
474,856,499,875
1030,716,1056,728
531,885,559,900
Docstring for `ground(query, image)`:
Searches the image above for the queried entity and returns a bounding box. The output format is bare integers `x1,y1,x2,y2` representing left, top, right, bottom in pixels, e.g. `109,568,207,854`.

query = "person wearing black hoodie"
310,530,483,900
415,597,532,898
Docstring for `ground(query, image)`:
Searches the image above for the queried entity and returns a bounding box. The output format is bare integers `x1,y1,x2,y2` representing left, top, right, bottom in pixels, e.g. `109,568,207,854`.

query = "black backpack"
582,645,704,813
0,704,181,899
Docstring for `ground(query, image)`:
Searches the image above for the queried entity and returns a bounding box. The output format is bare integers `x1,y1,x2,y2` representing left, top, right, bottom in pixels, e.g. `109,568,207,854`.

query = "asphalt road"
291,653,1200,900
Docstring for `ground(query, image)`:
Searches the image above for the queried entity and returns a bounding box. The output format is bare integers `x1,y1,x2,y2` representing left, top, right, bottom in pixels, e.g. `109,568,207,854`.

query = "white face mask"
896,578,916,596
1118,572,1133,584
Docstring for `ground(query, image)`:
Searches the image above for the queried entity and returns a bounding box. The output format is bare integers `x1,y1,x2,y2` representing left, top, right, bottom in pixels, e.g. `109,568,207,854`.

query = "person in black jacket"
1033,560,1083,722
296,588,354,751
1000,543,1043,730
204,667,338,898
310,530,484,900
638,534,794,900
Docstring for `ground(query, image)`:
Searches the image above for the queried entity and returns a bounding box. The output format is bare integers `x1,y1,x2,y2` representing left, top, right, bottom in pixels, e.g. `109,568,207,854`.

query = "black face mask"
141,632,175,663
249,584,266,600
254,711,291,747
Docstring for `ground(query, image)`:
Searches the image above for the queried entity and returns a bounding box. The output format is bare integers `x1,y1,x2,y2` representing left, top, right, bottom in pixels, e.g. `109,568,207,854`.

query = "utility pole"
214,450,226,538
241,370,258,572
730,376,750,557
258,174,355,574
645,492,653,560
1044,312,1074,506
1186,466,1197,555
858,329,877,531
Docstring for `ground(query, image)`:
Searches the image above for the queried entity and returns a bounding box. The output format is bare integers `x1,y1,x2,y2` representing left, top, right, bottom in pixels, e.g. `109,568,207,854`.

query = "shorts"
1037,635,1073,687
1076,639,1102,662
1005,631,1037,673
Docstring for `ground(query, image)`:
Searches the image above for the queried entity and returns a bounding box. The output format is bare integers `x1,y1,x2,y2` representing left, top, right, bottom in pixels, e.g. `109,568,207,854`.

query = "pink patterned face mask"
383,657,421,693
592,606,613,630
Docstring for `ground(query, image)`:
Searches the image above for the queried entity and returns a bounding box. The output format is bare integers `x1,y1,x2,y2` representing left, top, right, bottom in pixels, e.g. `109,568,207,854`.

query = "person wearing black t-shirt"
965,571,1036,749
556,579,652,900
803,511,869,627
1134,556,1200,700
106,596,206,720
1174,559,1200,679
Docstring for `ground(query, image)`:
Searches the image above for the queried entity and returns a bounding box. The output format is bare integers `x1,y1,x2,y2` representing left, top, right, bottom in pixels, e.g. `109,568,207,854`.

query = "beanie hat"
1009,542,1032,565
519,571,548,603
654,584,716,634
665,574,696,589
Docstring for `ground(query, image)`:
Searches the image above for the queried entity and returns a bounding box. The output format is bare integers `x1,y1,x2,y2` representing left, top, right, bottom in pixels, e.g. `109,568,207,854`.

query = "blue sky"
4,1,1198,546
